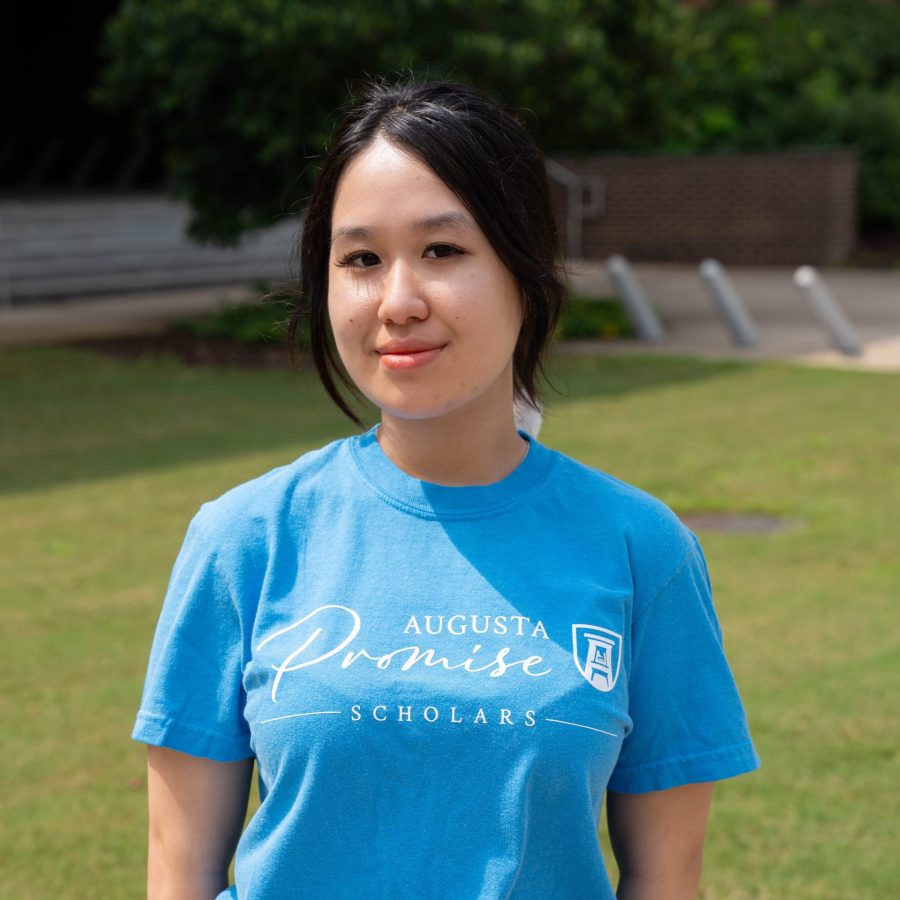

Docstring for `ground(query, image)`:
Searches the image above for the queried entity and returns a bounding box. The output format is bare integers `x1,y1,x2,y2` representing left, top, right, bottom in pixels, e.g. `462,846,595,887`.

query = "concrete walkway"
1,262,898,371
566,262,900,372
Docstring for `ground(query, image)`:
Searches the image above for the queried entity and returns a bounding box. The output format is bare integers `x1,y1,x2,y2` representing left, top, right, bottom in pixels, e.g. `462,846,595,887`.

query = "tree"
669,0,900,233
97,0,900,242
95,0,687,243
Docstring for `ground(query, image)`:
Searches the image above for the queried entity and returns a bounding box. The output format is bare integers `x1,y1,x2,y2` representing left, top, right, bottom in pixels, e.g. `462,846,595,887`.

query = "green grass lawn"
1,346,897,898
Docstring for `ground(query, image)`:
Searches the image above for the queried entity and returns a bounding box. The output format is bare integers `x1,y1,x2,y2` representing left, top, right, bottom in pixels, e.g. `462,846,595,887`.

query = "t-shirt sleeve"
132,505,254,762
607,531,760,793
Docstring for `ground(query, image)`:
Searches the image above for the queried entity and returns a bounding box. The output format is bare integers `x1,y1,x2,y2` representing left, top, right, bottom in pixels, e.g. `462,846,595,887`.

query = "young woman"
134,80,759,899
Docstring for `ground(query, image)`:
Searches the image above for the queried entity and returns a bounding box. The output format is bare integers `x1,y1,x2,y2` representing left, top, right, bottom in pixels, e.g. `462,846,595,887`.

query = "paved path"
1,263,898,371
567,262,900,372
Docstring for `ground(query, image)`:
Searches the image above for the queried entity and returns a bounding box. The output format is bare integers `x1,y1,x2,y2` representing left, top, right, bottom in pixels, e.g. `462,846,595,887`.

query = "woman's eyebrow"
330,212,475,246
330,224,373,246
413,212,475,232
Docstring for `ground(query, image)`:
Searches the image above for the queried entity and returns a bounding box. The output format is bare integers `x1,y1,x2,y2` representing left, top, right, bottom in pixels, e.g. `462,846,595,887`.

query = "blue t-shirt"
133,426,759,899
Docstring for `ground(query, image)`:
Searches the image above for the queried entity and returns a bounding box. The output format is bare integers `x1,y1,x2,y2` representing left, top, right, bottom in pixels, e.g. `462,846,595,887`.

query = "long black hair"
287,78,565,425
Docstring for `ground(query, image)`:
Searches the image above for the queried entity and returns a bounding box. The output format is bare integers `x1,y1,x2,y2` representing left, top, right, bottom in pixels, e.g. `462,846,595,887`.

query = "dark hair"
287,78,565,425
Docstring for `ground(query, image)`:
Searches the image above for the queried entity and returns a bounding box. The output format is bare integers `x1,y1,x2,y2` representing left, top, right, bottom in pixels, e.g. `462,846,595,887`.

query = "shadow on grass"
0,345,752,495
543,349,755,404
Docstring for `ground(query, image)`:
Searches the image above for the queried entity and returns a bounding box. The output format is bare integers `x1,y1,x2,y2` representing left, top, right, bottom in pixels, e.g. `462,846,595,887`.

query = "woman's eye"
337,251,380,268
424,244,463,259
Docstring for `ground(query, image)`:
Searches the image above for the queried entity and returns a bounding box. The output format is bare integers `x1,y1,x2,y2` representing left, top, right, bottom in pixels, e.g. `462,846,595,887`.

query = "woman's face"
327,138,523,427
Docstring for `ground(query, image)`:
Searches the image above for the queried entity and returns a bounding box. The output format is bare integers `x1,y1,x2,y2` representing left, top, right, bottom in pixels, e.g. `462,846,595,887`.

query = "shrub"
172,291,300,345
670,0,900,233
556,295,635,341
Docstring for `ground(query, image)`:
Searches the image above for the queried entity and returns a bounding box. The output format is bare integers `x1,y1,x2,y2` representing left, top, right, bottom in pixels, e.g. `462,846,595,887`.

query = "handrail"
545,159,605,260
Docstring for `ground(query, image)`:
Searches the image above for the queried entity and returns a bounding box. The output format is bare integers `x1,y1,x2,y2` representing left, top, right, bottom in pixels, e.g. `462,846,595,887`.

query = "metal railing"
545,159,605,260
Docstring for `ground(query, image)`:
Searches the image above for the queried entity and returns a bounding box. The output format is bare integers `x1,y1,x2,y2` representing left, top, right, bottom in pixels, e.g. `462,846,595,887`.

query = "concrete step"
0,195,299,300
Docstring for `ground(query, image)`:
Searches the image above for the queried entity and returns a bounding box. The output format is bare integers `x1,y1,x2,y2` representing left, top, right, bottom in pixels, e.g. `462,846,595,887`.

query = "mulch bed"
677,512,796,534
70,331,296,369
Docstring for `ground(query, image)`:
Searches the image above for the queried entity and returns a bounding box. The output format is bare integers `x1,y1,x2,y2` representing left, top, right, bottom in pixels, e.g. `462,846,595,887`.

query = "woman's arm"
607,782,715,900
147,745,254,900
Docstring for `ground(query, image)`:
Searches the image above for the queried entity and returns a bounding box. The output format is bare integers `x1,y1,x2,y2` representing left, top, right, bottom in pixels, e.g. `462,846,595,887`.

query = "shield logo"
572,624,623,692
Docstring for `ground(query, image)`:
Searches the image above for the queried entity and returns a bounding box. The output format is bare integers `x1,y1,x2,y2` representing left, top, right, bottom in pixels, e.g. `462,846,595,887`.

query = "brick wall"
549,149,857,265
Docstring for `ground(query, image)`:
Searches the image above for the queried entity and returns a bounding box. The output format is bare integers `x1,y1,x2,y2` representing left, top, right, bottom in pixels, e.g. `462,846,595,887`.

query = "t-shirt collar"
349,424,553,519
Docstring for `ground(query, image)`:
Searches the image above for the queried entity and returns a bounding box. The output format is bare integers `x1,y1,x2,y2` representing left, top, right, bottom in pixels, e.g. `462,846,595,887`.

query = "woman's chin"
377,402,464,424
364,374,515,427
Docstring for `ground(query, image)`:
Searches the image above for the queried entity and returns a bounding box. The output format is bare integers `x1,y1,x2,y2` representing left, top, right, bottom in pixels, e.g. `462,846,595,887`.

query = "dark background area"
2,1,897,265
0,2,165,193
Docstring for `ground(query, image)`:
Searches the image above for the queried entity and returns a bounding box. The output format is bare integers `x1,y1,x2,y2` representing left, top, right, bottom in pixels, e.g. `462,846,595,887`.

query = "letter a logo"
572,624,622,692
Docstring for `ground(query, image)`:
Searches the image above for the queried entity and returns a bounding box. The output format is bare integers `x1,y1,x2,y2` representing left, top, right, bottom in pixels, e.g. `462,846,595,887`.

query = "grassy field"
1,345,897,898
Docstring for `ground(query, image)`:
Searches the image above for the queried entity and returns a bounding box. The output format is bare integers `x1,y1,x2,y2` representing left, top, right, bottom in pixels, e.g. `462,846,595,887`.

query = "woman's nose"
377,260,429,325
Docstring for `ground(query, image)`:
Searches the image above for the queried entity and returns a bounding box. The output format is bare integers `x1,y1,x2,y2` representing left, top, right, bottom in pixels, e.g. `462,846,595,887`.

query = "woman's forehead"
331,139,475,236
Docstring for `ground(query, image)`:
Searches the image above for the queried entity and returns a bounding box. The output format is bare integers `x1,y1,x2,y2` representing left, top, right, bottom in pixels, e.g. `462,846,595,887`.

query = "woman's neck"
376,411,528,487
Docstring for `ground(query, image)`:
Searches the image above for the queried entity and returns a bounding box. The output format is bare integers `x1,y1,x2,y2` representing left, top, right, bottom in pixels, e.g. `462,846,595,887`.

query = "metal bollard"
604,255,665,342
793,266,863,357
699,258,760,347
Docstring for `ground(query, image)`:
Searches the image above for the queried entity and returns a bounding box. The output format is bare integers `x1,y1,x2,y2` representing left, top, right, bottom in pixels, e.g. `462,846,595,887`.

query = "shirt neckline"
349,424,554,520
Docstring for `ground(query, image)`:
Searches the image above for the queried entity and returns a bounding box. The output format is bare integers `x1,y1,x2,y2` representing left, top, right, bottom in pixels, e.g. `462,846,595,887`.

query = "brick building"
549,149,857,265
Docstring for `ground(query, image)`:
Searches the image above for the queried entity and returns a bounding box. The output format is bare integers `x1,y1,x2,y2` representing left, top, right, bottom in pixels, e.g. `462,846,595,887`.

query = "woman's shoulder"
187,433,356,540
548,445,685,526
545,444,699,588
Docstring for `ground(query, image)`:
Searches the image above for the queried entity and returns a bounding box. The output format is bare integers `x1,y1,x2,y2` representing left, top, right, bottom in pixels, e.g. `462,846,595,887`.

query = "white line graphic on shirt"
545,717,617,737
259,711,342,725
258,707,616,735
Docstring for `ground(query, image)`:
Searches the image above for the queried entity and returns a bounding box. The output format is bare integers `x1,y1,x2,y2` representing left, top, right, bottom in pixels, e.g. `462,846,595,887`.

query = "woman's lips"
378,345,445,371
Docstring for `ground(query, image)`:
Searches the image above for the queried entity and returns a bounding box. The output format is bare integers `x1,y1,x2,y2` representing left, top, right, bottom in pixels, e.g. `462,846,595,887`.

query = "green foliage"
670,0,900,233
95,0,900,243
172,291,301,345
556,294,635,340
846,89,900,233
95,0,686,244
